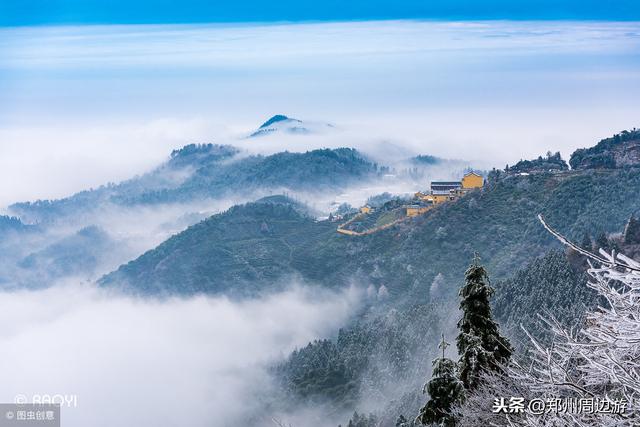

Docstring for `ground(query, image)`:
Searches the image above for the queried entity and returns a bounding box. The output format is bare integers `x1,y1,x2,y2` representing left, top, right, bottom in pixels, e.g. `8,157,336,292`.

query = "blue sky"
2,20,640,207
1,8,640,209
2,0,640,26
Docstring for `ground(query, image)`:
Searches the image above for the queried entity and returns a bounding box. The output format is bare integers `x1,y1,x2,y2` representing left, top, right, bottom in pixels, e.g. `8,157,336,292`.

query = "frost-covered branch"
511,218,640,425
458,218,640,426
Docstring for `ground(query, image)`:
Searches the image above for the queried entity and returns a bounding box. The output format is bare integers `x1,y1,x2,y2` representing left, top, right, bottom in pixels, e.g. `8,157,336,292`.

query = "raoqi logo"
14,394,78,408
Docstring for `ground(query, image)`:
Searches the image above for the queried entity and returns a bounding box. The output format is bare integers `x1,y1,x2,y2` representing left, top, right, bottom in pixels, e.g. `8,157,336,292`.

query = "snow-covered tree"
596,231,610,252
460,216,640,426
453,369,534,427
345,412,379,427
378,285,389,300
417,334,464,426
395,415,410,427
509,246,640,424
430,273,445,300
367,284,377,299
456,255,512,391
624,215,640,244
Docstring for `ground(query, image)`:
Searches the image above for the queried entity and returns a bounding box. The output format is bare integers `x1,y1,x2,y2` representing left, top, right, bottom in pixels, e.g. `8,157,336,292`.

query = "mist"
0,282,362,427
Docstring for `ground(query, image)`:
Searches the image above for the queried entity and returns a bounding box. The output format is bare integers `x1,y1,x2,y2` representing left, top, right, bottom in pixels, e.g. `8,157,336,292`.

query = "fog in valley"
0,282,364,427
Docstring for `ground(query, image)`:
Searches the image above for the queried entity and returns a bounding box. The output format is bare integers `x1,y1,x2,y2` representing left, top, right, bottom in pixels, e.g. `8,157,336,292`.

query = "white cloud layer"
0,283,361,427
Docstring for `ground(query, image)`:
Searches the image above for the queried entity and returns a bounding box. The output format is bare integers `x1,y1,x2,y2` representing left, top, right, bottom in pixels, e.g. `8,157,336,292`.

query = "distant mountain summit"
249,114,333,137
507,151,568,174
258,115,298,129
570,129,640,170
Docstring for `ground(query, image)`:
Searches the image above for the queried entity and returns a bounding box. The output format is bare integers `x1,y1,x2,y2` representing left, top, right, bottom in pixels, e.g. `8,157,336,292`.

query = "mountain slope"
8,143,238,223
10,146,378,223
492,250,595,351
101,166,640,298
101,197,337,294
96,130,640,420
18,226,117,284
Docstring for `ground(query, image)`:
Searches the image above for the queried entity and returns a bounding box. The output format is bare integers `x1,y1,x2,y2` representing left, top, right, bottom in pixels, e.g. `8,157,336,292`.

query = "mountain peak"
570,128,640,170
250,114,334,138
259,114,299,129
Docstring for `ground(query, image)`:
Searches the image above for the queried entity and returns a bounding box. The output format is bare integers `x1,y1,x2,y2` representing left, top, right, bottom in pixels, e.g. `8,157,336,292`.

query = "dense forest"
0,215,32,233
492,250,594,351
277,303,445,413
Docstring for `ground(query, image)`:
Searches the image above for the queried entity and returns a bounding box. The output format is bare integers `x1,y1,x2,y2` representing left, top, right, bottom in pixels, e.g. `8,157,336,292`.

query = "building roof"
431,185,461,189
431,181,461,186
431,182,461,193
463,171,482,177
406,198,433,208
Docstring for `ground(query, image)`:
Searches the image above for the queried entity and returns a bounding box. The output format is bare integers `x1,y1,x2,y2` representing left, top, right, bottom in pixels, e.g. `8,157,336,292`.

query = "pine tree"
580,233,592,251
624,215,640,244
417,334,464,426
595,231,610,251
345,412,378,427
456,254,512,391
395,415,408,427
430,273,445,300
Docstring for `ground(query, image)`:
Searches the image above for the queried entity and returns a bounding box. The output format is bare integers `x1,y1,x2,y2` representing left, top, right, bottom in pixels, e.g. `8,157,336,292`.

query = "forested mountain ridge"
8,143,238,223
11,127,640,425
570,128,640,169
17,226,117,285
9,145,379,224
507,151,568,174
0,215,34,234
101,163,640,300
276,209,640,425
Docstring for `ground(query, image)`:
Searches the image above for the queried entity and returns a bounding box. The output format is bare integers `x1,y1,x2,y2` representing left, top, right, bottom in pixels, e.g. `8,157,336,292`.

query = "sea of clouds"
0,282,362,426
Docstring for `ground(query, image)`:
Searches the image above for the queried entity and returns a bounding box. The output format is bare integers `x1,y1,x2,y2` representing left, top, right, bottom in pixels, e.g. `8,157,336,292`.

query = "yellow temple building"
414,172,484,206
461,171,483,189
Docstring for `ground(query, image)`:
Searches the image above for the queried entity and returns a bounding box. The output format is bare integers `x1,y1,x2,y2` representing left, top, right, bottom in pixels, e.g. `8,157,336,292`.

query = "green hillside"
100,199,337,294
10,146,379,223
102,167,640,300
